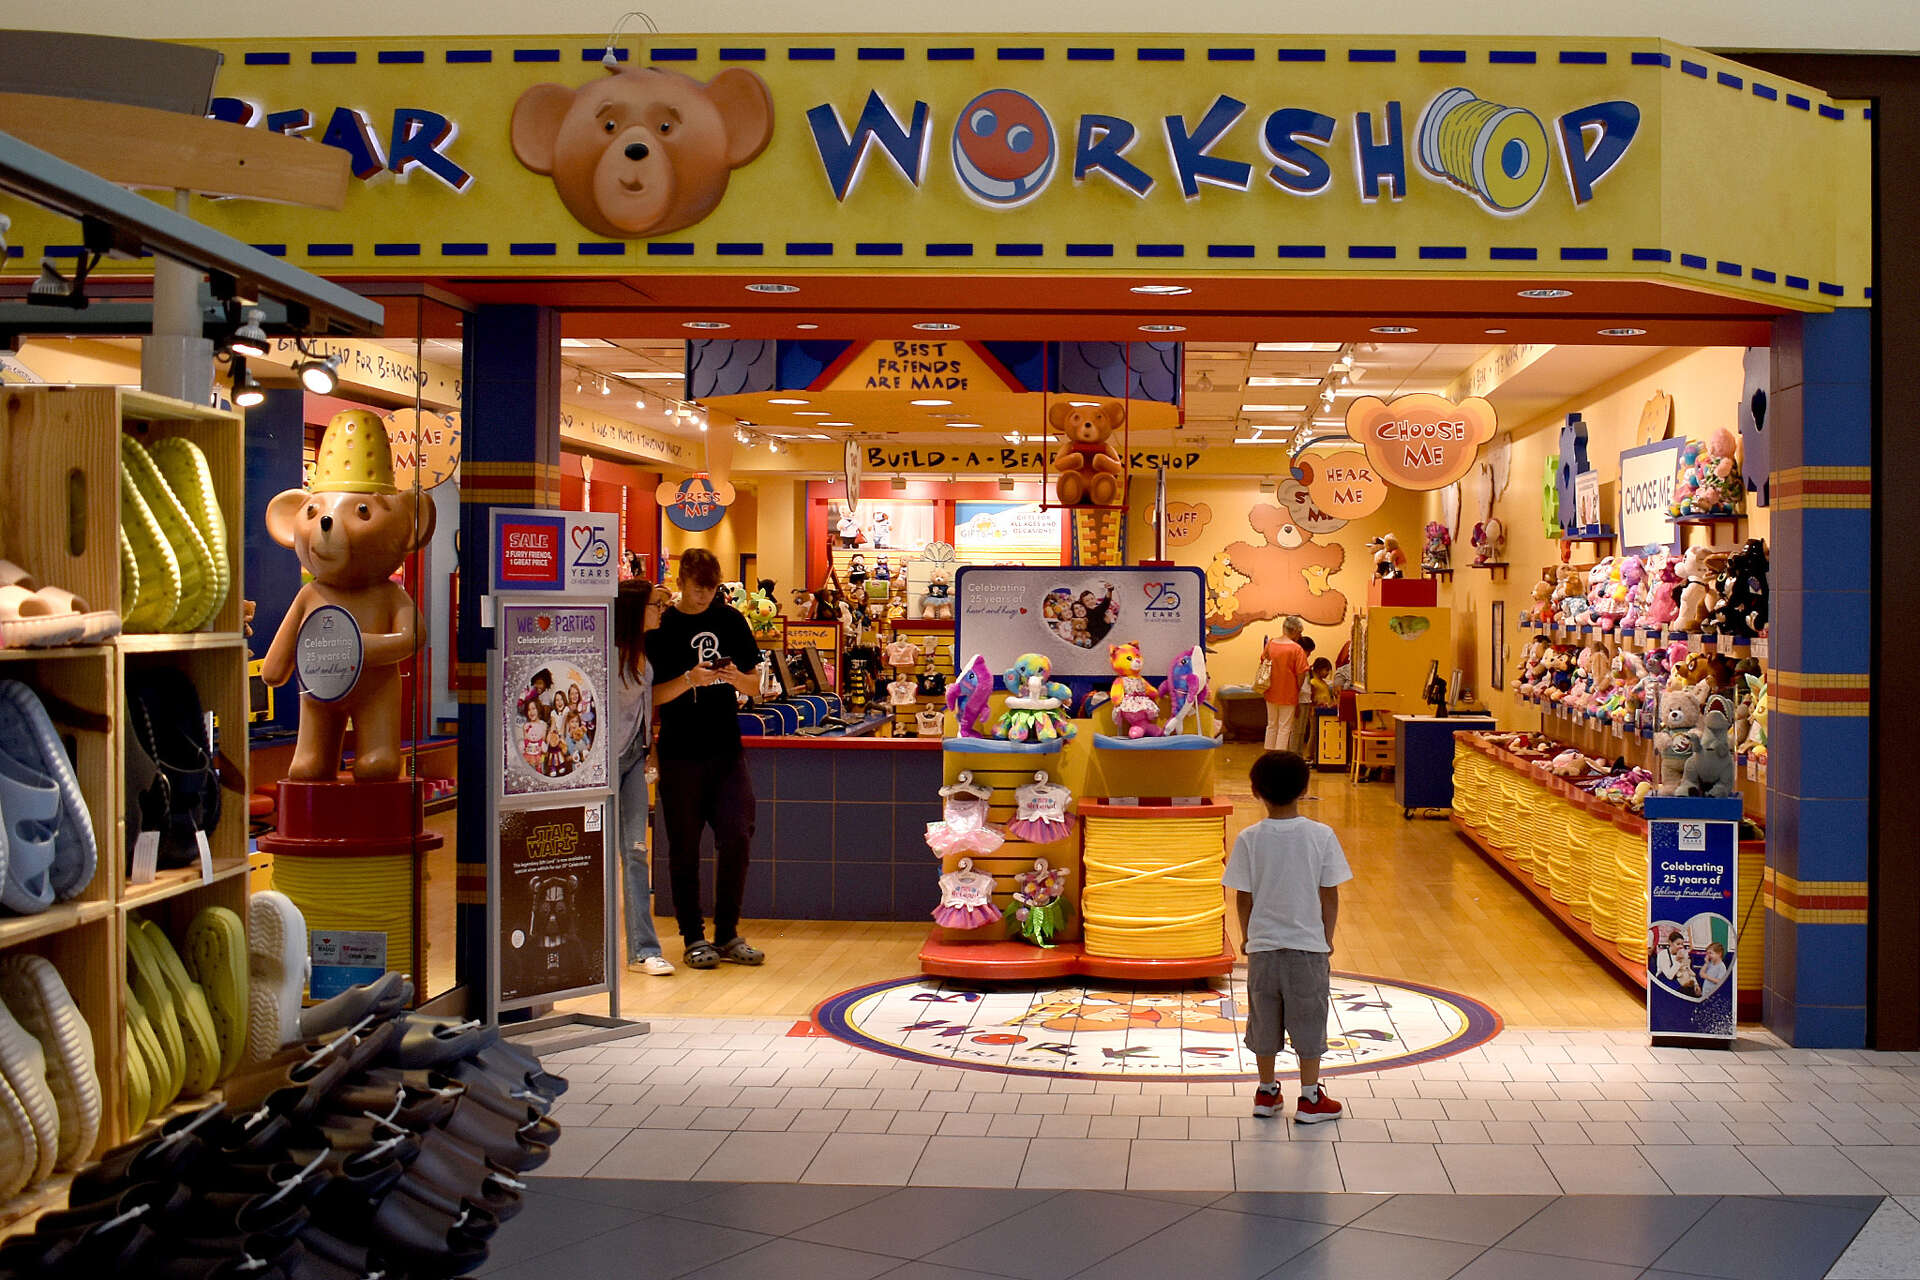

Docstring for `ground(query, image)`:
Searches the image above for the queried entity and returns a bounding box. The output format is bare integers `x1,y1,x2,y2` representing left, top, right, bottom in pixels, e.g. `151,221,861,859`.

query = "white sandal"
633,956,675,976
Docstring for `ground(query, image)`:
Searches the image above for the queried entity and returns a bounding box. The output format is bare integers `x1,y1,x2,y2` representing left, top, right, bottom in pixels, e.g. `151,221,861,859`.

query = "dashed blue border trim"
856,242,904,256
1348,48,1396,62
590,48,628,62
1717,260,1742,277
786,242,832,255
787,47,834,61
1277,245,1326,258
648,242,694,256
647,47,695,61
718,47,766,61
446,50,490,64
1560,50,1606,64
312,50,356,65
1066,243,1114,257
1631,51,1670,67
1067,48,1114,60
1634,248,1672,263
1138,47,1184,61
926,243,973,257
1136,244,1184,257
1209,244,1255,258
307,243,352,257
250,244,287,257
1561,247,1607,261
1276,48,1326,61
1752,268,1778,284
1819,281,1846,296
579,243,626,256
373,242,419,256
1681,253,1709,270
1420,245,1467,259
513,48,560,62
379,50,424,64
997,243,1042,257
442,242,487,256
1786,274,1810,290
1208,48,1254,61
1490,247,1538,261
510,242,556,256
1420,50,1467,63
717,242,764,256
1349,244,1396,259
998,46,1044,60
243,52,289,65
1681,60,1708,78
927,47,974,61
857,47,904,61
1754,83,1779,101
1788,94,1812,111
1718,71,1744,89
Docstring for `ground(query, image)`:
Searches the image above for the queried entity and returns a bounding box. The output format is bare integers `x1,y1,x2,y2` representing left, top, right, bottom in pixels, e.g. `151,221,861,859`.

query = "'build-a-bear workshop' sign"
10,35,1863,308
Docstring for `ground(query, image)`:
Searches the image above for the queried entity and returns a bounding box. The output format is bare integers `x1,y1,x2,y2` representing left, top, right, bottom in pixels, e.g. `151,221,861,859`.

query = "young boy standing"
1224,750,1351,1122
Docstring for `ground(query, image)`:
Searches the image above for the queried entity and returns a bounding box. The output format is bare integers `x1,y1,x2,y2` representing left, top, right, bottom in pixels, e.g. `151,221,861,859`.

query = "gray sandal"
716,937,764,966
684,942,720,970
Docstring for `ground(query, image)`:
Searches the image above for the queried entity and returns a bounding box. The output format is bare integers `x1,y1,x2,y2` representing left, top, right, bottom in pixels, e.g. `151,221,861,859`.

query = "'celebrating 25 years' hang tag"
130,832,160,885
296,604,365,702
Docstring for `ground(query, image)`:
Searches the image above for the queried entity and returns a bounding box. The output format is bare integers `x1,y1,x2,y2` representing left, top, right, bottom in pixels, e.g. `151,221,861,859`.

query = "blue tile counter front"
651,737,945,922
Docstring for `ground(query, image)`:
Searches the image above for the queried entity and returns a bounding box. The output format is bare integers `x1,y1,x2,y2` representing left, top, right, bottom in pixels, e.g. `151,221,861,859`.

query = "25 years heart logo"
570,526,591,550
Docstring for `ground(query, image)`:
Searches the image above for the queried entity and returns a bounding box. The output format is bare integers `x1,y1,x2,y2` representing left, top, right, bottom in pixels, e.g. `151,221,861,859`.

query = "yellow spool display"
271,852,416,984
1418,87,1552,212
1081,815,1226,959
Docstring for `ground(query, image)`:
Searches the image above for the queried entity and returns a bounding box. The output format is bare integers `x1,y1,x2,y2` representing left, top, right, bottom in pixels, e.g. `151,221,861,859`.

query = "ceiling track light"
292,338,339,394
230,355,265,408
225,304,270,358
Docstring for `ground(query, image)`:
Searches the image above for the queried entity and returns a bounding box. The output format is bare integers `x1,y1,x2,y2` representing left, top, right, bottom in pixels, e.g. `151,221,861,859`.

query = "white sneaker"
637,956,675,976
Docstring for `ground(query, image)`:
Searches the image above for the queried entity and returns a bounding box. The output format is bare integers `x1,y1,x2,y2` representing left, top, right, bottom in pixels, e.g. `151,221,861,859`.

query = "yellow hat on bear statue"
313,409,397,495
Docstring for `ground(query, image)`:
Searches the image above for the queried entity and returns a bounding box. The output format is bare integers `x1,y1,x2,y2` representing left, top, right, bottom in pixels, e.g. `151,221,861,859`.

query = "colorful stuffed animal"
1642,550,1682,627
1530,570,1557,624
1706,538,1769,638
997,653,1076,742
1618,555,1648,630
1368,534,1406,579
1669,428,1744,517
1742,673,1769,763
1163,646,1210,737
1470,516,1506,566
1106,642,1164,739
1421,522,1451,573
1653,685,1707,794
946,653,995,739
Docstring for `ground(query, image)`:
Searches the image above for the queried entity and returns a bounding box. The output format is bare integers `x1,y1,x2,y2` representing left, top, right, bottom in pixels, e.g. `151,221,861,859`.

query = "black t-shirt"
646,601,760,760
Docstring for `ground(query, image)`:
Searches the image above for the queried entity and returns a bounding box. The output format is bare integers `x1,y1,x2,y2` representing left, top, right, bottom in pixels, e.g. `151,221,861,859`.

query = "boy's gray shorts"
1244,949,1332,1059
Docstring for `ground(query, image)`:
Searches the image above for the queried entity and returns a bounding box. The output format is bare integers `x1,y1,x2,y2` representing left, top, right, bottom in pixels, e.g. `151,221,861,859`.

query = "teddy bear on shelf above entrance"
1047,399,1126,506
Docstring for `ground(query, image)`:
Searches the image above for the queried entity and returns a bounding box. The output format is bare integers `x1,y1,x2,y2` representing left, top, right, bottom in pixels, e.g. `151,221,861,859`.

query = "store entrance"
521,316,1789,1045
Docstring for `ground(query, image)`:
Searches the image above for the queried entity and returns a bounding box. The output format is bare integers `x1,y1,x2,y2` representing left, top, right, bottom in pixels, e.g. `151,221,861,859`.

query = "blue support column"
453,305,562,1007
242,387,306,735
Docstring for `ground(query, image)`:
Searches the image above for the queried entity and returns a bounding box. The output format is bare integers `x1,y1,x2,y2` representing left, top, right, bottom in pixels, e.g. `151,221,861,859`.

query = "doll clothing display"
916,668,948,698
925,776,1004,856
884,639,921,669
888,677,920,706
933,859,1003,929
1005,773,1075,844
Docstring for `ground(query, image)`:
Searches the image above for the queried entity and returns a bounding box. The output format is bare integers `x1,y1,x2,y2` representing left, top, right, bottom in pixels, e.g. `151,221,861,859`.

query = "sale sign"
1296,445,1388,520
1348,393,1498,491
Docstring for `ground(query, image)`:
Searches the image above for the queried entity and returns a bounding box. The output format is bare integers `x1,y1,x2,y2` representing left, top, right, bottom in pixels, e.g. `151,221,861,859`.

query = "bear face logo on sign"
510,66,774,239
1347,393,1498,492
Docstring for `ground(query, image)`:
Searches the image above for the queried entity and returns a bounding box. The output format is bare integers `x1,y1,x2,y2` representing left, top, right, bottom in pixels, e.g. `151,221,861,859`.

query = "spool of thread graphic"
1418,87,1551,212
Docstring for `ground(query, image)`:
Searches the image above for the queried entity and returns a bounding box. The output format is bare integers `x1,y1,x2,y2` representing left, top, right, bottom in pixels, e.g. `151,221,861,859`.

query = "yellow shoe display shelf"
1450,732,1764,1019
0,387,251,1233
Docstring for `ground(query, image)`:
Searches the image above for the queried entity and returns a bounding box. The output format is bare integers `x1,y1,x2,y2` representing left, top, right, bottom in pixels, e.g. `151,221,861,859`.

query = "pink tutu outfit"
933,859,1003,929
1005,774,1074,845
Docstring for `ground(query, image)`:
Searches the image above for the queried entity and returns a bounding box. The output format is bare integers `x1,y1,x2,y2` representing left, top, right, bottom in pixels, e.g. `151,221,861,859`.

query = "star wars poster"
497,804,608,1005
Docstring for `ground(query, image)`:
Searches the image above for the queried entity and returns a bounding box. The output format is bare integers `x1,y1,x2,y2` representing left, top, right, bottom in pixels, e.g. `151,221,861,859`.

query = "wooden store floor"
554,744,1644,1030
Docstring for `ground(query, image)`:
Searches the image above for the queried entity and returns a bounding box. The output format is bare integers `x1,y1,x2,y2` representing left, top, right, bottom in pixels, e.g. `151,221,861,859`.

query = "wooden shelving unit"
0,386,250,1230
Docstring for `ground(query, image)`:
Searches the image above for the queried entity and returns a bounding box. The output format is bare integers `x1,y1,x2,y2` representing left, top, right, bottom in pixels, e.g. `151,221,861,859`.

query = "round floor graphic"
813,973,1503,1081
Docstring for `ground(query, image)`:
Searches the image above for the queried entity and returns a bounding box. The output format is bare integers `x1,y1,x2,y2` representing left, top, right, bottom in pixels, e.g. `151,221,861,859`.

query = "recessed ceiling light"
746,282,799,294
1484,328,1508,335
684,320,730,330
1256,342,1343,352
1247,376,1321,387
947,422,982,429
1598,327,1647,337
611,370,682,379
768,397,809,405
1232,436,1290,445
796,323,819,330
912,322,961,331
1518,288,1573,299
1131,284,1192,296
910,398,952,407
820,420,854,427
560,338,614,348
794,410,830,416
1139,323,1186,333
1242,403,1309,413
1068,401,1100,407
1370,325,1418,334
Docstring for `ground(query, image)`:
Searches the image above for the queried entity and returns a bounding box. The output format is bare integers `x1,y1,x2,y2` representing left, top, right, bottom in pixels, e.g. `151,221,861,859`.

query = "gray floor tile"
1211,1192,1391,1225
1069,1207,1332,1280
480,1214,770,1280
1743,1146,1888,1195
1841,1146,1920,1194
1643,1144,1779,1194
1535,1145,1667,1193
663,1182,894,1235
476,1190,645,1274
1498,1196,1716,1266
1434,1144,1562,1194
1349,1194,1554,1246
673,1236,904,1280
1827,1197,1920,1279
1258,1225,1484,1280
525,1178,733,1214
919,1189,1199,1279
527,1126,628,1178
1650,1194,1880,1279
875,1265,1032,1280
793,1187,1055,1259
1449,1248,1641,1280
1334,1142,1454,1193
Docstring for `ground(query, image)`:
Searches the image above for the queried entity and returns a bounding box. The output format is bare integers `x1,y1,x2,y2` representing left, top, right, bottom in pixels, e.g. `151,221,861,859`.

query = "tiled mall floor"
514,1017,1920,1278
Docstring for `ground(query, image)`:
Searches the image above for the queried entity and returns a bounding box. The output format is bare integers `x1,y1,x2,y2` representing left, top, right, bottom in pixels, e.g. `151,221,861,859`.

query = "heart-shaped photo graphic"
1041,584,1120,649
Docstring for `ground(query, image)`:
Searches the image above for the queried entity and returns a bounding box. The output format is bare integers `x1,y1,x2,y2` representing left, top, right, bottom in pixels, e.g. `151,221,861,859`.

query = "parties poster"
500,602,612,802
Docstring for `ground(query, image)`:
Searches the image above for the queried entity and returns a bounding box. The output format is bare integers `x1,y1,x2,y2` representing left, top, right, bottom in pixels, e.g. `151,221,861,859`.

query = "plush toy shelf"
941,736,1066,755
1090,733,1222,752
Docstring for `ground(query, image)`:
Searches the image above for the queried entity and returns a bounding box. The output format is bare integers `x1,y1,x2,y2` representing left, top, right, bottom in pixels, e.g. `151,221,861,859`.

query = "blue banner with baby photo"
1644,797,1741,1042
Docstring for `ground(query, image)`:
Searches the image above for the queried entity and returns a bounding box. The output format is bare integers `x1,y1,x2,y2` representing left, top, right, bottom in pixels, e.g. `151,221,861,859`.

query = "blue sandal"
0,681,96,904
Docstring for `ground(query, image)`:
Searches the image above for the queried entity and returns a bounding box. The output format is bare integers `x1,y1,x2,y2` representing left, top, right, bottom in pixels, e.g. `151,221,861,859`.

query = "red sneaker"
1293,1088,1343,1124
1252,1083,1283,1118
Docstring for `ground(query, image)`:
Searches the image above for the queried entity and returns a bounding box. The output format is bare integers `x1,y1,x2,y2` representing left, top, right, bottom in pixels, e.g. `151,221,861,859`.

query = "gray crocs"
0,749,59,914
0,681,96,903
684,942,720,970
716,937,765,966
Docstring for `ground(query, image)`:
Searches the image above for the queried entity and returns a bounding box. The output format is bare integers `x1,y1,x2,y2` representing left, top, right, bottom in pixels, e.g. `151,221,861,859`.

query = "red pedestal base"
258,779,445,857
918,931,1236,982
1367,578,1440,607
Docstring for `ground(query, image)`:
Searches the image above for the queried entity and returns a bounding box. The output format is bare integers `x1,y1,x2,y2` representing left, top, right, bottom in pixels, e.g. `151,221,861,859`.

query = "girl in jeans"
615,579,674,975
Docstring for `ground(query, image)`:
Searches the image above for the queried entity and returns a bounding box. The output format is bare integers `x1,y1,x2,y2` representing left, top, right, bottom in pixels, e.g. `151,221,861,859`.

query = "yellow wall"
663,487,759,582
751,478,806,597
1130,476,1428,689
1430,346,1767,726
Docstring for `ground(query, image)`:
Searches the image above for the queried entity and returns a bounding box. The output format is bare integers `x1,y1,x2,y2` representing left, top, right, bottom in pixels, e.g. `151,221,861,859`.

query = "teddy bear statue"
1106,641,1164,738
1706,538,1769,638
1669,429,1745,518
263,410,437,782
1047,399,1126,506
1421,522,1452,574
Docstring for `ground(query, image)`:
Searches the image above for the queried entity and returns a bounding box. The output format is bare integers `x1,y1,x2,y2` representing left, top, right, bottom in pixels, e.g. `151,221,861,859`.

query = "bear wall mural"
1215,502,1349,633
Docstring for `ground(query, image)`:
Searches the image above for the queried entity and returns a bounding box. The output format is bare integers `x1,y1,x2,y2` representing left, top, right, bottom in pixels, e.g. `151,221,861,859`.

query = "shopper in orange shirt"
1263,616,1312,750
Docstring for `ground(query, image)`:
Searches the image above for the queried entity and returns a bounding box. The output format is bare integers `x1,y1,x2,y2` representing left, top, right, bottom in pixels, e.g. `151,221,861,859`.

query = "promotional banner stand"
1644,796,1743,1048
486,508,646,1053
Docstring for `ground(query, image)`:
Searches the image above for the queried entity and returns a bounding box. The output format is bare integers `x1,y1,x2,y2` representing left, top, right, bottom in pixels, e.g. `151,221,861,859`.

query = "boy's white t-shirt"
1222,816,1353,953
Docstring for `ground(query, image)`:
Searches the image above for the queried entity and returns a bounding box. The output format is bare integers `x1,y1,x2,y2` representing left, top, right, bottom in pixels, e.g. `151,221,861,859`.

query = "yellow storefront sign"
2,35,1867,308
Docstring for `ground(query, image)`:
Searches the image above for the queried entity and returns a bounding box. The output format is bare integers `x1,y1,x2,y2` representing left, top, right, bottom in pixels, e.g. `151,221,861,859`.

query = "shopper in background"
1261,616,1311,750
1291,635,1317,756
649,548,768,970
614,580,673,976
1225,750,1351,1124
